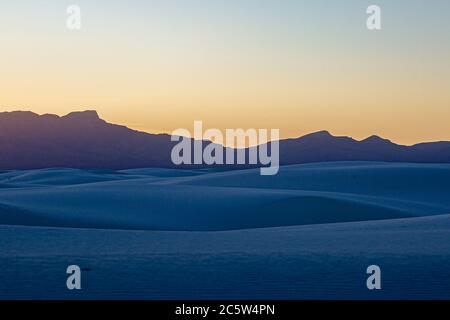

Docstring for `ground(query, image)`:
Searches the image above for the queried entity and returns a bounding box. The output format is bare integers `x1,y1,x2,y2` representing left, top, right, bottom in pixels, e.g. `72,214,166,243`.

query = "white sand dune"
1,214,450,299
2,162,450,299
1,162,450,231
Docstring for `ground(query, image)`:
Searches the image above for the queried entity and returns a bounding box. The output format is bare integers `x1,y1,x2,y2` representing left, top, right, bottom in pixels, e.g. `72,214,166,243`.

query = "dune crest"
1,162,449,231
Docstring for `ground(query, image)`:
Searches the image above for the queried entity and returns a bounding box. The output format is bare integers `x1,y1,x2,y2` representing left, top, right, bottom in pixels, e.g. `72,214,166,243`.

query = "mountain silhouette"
0,110,175,169
0,110,449,170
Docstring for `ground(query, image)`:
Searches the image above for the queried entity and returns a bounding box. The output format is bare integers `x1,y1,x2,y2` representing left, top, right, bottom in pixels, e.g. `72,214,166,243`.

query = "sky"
1,0,450,145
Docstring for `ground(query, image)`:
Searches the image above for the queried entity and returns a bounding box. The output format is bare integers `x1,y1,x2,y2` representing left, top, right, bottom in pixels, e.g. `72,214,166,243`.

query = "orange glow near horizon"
1,1,450,145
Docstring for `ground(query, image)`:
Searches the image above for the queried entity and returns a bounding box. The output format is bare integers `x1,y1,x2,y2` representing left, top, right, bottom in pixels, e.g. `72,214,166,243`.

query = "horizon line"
2,109,449,147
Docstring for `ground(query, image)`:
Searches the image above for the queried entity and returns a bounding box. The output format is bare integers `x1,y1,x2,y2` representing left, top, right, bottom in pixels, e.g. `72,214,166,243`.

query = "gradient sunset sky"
1,0,450,144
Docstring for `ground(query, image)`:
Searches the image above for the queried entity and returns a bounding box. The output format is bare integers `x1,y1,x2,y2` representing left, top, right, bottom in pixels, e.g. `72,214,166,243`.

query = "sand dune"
2,162,450,299
2,214,450,299
1,162,449,231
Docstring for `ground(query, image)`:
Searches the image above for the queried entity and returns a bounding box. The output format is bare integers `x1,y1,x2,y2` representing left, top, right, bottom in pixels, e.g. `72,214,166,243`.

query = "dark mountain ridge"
0,110,449,170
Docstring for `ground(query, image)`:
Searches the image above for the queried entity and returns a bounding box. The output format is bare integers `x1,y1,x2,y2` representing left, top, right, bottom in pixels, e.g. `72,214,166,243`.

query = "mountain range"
0,110,449,170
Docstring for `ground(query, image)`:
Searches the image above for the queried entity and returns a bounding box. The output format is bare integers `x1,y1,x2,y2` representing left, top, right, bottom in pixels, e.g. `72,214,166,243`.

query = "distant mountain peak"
301,130,333,139
0,110,39,120
298,130,356,143
361,135,392,144
62,110,100,121
312,130,332,136
0,110,102,123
